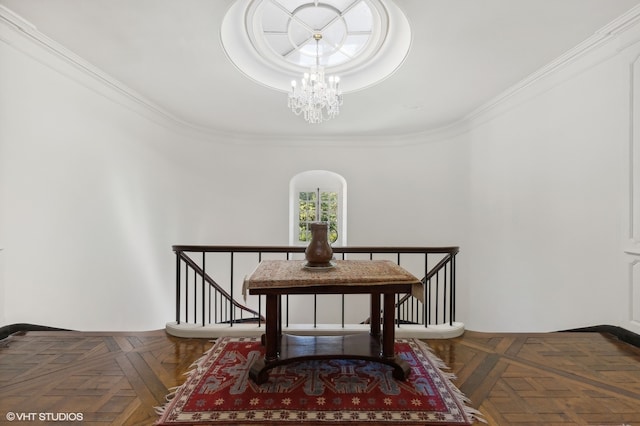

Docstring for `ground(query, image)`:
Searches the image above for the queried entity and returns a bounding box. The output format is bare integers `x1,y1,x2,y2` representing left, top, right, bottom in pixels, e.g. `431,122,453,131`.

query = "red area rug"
156,336,482,425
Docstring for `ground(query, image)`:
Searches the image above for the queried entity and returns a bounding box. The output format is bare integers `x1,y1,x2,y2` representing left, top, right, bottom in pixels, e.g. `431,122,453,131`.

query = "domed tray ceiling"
221,0,412,93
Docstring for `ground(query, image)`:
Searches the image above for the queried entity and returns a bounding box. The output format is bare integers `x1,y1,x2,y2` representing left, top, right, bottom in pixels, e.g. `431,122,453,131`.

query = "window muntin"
258,0,375,68
298,189,339,243
289,170,346,246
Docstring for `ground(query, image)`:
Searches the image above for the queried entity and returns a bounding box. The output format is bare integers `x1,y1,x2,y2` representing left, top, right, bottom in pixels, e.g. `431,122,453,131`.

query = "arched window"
289,170,347,246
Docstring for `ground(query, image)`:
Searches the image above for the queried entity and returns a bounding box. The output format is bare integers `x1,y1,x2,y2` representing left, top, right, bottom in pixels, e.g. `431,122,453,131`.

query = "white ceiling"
2,0,640,140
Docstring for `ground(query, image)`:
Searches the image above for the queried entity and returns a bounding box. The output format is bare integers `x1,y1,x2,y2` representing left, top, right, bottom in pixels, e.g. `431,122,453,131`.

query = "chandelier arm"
287,25,343,123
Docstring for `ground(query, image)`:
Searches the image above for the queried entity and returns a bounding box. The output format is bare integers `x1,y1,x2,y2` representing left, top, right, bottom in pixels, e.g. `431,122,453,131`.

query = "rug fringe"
154,339,218,421
411,339,487,424
156,337,486,425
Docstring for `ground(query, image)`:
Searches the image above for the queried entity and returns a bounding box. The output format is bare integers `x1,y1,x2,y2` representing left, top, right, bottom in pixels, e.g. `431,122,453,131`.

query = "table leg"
382,292,410,380
277,295,282,353
250,294,279,384
265,294,279,362
382,293,395,359
370,292,381,338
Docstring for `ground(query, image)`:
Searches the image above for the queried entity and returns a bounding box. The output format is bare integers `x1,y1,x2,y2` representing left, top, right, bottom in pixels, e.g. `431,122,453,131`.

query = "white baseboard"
165,321,465,340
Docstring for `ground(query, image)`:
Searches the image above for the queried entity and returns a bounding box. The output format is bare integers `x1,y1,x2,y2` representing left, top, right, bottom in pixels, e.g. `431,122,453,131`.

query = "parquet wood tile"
427,331,640,425
1,329,639,425
0,331,213,425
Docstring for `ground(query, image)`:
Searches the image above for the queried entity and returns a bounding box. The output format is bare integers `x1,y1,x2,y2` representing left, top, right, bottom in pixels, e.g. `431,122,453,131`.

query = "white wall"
0,71,5,325
465,37,637,332
2,6,639,334
223,141,469,325
0,19,467,331
0,40,183,330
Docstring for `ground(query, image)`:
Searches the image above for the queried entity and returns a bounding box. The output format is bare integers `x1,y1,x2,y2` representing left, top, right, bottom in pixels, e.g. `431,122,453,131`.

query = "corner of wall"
0,249,5,327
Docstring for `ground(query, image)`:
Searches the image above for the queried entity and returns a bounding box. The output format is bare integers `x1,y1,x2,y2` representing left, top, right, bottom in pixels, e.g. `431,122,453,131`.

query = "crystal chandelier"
288,33,343,124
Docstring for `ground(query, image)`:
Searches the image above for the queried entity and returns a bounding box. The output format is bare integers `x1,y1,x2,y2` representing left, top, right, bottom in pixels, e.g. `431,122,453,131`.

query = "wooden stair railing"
396,251,457,326
175,251,265,325
172,245,459,329
362,250,458,326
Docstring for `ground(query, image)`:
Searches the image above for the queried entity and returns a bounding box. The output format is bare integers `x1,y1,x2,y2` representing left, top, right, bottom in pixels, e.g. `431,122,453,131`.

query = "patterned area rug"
156,337,483,425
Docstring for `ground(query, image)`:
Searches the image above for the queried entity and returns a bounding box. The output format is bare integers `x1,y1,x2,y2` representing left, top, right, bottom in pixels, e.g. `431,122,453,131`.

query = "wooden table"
243,259,421,384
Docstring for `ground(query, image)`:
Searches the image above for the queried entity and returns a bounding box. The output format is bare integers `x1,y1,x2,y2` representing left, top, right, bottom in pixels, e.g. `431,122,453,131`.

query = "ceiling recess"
220,0,412,93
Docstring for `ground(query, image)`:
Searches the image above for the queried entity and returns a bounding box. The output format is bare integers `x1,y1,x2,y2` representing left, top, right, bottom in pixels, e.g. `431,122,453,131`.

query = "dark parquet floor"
0,329,639,425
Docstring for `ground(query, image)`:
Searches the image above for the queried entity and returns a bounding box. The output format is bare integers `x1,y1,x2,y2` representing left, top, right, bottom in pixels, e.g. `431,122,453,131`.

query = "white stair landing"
165,321,465,339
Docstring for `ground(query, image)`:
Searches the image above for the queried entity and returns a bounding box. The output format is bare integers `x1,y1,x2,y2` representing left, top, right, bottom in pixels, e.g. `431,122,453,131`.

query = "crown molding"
603,3,640,36
460,4,640,128
0,5,245,143
1,4,640,147
280,2,640,146
0,5,34,31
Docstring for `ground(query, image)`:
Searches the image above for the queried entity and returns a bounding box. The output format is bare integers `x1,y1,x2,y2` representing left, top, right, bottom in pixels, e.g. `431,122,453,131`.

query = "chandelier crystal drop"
288,33,343,124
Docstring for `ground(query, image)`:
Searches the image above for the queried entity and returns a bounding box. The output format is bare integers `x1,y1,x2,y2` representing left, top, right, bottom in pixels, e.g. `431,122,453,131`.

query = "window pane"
290,171,346,246
320,191,338,243
298,225,311,242
298,191,318,242
298,189,338,243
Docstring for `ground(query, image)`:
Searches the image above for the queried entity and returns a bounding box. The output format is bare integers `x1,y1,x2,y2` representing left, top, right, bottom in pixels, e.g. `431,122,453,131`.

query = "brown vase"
305,222,334,267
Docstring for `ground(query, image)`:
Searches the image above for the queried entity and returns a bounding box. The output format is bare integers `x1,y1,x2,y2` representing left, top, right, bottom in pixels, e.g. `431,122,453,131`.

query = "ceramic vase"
305,222,333,267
